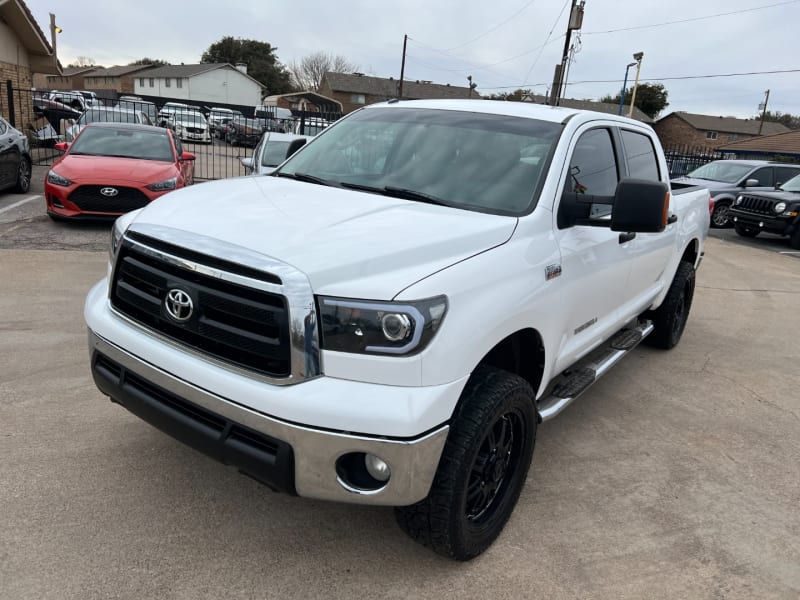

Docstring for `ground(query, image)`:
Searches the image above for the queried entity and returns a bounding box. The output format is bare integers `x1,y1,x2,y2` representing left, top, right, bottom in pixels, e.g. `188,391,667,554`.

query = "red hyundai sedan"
45,122,195,220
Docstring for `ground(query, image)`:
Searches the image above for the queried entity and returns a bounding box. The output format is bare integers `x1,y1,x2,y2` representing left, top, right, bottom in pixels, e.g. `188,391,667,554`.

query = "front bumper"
729,209,795,236
88,329,449,505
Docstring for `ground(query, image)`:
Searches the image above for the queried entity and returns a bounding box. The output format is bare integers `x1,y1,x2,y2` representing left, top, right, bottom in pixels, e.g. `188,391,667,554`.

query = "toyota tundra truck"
85,99,710,560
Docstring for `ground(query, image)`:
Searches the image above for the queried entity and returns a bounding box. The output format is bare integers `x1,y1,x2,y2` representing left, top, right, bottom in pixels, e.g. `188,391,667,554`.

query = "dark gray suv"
672,160,800,228
0,117,32,194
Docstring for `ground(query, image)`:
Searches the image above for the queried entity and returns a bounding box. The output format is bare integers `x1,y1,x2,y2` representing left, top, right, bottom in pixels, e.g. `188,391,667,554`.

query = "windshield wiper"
274,171,341,187
383,186,450,207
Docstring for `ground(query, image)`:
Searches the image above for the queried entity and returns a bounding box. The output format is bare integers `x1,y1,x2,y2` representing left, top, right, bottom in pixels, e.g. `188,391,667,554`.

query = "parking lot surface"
1,189,799,599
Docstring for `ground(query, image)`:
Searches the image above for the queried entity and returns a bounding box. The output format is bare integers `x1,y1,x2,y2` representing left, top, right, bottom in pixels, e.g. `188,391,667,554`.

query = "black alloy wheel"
14,156,31,193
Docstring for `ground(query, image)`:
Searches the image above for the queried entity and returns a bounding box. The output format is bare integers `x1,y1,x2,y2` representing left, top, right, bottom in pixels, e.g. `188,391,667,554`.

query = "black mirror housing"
611,178,669,233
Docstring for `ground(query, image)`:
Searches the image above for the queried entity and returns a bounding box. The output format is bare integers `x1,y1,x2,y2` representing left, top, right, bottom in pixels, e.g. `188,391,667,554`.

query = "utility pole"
549,0,585,106
758,89,770,135
627,52,644,118
399,34,408,98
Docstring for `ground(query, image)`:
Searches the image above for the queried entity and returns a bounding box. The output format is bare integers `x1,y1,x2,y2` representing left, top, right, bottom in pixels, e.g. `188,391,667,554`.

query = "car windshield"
119,101,156,120
70,127,174,162
779,173,800,192
277,107,561,215
234,118,262,129
261,140,292,167
175,112,206,124
80,109,139,125
687,162,755,183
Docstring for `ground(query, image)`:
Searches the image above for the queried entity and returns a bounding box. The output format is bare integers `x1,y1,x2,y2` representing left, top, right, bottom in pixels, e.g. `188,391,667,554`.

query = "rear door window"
620,130,660,181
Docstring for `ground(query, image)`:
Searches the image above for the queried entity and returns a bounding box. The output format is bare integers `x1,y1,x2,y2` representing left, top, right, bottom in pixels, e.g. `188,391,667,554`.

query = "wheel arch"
681,237,701,268
473,328,546,398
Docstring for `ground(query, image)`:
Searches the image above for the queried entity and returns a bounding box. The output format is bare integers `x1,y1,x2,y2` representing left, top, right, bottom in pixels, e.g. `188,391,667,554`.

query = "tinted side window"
0,119,7,135
748,167,773,187
621,130,660,181
173,135,183,157
565,129,619,218
776,167,800,186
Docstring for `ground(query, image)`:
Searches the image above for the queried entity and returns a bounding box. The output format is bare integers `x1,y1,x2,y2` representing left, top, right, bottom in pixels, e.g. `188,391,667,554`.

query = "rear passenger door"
619,128,676,312
776,166,800,188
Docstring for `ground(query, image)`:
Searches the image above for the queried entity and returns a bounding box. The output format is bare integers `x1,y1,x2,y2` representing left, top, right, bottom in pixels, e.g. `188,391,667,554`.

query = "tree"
128,58,169,67
756,110,800,130
600,82,669,119
66,56,96,68
288,52,359,92
201,37,292,94
487,88,533,102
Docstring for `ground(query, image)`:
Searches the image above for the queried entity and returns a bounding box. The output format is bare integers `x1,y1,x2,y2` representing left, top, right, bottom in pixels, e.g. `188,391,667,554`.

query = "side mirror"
285,138,307,159
180,151,195,161
611,179,670,233
54,141,69,151
240,157,253,169
744,178,760,187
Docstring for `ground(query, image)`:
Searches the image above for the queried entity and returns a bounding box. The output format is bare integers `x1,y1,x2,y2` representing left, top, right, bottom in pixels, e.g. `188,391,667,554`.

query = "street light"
627,51,644,118
618,61,638,116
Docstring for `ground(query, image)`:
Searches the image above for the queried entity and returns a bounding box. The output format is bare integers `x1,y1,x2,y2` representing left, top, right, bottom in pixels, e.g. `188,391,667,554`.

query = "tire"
13,155,31,193
790,228,800,250
734,224,759,238
395,365,536,561
644,260,696,350
710,200,731,228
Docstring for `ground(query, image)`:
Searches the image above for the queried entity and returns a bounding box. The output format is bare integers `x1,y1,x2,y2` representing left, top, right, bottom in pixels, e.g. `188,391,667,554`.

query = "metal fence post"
5,79,14,127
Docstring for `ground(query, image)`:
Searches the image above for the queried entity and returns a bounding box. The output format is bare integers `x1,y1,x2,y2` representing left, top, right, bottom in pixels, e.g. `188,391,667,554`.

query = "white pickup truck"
85,100,710,560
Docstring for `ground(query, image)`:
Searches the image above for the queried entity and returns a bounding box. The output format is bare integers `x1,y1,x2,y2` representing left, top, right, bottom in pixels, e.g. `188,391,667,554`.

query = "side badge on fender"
545,264,562,281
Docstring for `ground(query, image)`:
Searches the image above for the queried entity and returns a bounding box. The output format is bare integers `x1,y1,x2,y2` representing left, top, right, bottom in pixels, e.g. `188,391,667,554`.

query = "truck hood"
130,176,517,298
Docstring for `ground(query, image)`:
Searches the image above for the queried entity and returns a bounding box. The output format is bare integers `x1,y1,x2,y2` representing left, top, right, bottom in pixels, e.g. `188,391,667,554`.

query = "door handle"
619,232,636,244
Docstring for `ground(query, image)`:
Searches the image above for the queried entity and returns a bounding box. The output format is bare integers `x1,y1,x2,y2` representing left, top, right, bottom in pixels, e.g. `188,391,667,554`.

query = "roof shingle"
323,72,476,99
717,129,800,155
660,111,790,136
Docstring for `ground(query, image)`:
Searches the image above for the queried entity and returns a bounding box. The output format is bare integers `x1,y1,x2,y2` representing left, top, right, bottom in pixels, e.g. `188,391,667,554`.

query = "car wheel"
395,365,536,561
710,201,731,228
13,155,32,193
643,260,696,350
734,224,759,238
790,228,800,250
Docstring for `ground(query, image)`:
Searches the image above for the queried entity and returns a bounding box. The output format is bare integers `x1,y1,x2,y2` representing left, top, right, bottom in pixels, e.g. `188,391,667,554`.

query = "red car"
46,122,195,220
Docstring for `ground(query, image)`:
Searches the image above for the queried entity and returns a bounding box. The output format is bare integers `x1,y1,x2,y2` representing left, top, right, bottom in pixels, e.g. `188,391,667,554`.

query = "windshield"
80,109,139,125
118,100,156,120
687,162,754,183
175,112,206,124
70,126,174,161
278,107,561,215
233,118,262,129
261,140,292,167
779,173,800,192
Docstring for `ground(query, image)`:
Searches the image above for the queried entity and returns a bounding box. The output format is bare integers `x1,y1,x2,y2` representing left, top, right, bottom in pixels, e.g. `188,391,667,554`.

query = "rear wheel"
710,201,731,228
13,155,31,193
734,224,759,238
395,366,536,561
644,260,696,349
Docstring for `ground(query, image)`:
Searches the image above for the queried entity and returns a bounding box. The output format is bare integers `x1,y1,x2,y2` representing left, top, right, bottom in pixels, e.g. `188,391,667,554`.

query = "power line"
443,0,539,51
583,0,800,35
521,0,571,87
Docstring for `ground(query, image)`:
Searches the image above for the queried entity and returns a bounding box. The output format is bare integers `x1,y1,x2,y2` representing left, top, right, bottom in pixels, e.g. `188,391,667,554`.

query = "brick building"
82,64,155,98
34,65,98,91
653,112,790,150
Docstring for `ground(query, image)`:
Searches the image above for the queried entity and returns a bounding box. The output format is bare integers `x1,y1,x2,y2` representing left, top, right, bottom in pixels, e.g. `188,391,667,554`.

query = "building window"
140,78,145,86
350,94,366,104
149,78,154,88
706,131,718,140
728,134,738,142
176,78,183,89
165,78,171,88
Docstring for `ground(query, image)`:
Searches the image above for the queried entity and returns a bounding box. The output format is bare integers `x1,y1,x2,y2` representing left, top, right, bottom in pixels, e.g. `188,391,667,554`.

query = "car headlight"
735,196,743,205
47,169,72,187
147,177,177,191
317,296,447,356
774,202,787,213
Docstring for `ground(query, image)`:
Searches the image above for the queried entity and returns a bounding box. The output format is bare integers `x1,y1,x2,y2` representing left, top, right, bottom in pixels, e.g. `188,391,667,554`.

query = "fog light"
364,454,391,482
759,221,764,227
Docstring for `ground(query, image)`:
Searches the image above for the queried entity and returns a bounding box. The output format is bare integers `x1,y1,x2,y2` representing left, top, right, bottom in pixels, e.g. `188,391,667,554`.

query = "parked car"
0,116,32,194
156,102,191,127
728,172,800,248
117,96,158,124
671,159,800,228
46,122,195,220
240,132,311,175
208,107,243,127
85,99,710,560
170,111,212,144
75,90,103,108
48,91,89,111
293,117,331,136
225,117,264,146
65,107,153,141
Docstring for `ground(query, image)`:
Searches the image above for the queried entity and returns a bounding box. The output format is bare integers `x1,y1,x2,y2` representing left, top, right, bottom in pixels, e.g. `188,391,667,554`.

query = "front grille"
187,127,204,134
736,195,775,216
69,185,150,213
111,240,291,377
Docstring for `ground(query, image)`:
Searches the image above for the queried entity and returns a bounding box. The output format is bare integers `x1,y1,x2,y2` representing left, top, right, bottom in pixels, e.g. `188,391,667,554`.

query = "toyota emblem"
100,187,119,197
164,289,193,322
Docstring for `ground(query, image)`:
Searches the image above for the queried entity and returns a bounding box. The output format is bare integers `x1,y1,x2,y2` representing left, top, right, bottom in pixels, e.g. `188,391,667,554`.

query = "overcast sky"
24,0,800,119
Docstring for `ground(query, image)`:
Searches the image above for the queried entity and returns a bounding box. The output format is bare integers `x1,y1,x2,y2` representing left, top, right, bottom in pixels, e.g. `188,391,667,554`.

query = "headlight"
774,202,787,213
147,177,177,191
317,296,447,356
109,217,125,260
735,196,743,205
47,169,72,187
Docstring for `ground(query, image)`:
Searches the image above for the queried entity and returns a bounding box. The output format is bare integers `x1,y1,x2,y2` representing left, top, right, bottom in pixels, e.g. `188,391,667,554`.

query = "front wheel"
790,228,800,250
710,201,731,228
13,155,31,193
734,224,759,238
395,366,536,561
644,260,696,349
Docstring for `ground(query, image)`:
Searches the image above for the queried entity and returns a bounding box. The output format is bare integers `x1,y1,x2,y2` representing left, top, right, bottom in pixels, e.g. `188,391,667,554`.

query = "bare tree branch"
289,51,359,92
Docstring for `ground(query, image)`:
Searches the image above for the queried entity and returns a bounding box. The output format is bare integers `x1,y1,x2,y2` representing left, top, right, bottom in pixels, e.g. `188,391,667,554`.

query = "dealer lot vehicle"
85,100,709,560
170,111,212,144
0,117,32,194
46,122,194,220
117,97,158,124
240,132,311,175
672,159,800,228
225,117,264,146
65,107,153,141
729,172,800,248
